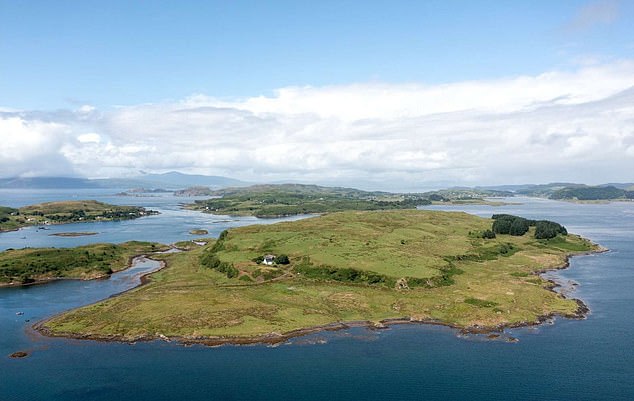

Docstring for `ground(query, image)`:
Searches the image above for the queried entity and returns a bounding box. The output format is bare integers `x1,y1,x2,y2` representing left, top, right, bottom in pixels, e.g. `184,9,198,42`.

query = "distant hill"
0,172,247,190
478,183,582,196
478,183,634,198
130,171,247,189
0,177,100,189
476,183,634,201
550,185,634,201
205,183,392,198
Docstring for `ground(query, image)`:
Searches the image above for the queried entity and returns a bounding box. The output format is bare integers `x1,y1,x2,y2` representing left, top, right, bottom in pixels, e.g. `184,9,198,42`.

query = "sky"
1,0,633,190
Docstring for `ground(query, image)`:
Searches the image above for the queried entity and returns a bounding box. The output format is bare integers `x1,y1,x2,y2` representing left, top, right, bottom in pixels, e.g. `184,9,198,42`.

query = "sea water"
1,192,633,400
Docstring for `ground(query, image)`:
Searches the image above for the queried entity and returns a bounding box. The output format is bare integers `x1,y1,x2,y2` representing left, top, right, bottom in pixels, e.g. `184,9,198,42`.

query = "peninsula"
0,200,158,232
0,241,167,286
37,210,599,345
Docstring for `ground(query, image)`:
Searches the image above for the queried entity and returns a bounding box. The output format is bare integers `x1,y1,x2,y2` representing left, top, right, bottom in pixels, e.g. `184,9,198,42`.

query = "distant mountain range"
0,172,247,190
1,175,633,201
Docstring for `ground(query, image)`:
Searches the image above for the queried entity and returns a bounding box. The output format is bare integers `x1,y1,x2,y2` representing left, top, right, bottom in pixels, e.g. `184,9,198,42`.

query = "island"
0,241,167,286
35,210,600,345
174,186,219,196
548,185,634,202
424,189,518,206
50,232,98,237
0,200,159,232
189,229,209,235
116,188,172,197
185,184,520,218
490,183,634,202
186,184,432,217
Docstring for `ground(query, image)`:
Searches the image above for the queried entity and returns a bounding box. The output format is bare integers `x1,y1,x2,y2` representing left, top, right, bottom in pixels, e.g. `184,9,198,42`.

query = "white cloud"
1,61,634,188
77,104,96,114
197,61,634,120
0,116,75,177
77,133,101,143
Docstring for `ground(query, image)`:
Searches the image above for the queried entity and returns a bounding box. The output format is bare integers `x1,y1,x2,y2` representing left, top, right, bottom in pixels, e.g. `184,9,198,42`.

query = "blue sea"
1,191,633,400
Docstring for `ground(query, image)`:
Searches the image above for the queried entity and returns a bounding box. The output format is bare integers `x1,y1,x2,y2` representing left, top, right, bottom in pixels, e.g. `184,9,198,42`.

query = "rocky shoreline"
32,245,607,347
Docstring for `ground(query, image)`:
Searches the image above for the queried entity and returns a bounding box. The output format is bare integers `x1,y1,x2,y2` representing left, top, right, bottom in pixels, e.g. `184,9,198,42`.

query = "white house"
262,254,276,265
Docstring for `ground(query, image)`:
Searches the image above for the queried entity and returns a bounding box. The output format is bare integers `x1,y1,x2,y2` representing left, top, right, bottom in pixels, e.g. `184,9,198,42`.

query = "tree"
492,214,529,236
535,220,567,239
509,219,529,236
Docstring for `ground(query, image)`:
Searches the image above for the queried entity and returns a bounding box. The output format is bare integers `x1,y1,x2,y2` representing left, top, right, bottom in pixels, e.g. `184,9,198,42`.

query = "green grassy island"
0,241,167,285
186,184,520,218
187,184,431,217
0,200,158,232
38,210,600,344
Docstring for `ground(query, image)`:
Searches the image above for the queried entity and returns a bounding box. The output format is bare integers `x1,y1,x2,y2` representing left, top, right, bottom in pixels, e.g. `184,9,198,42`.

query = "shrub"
481,230,496,239
464,297,498,307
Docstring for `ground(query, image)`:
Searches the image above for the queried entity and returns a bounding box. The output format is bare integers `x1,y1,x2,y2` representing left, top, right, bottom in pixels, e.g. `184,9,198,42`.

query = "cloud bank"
1,61,634,189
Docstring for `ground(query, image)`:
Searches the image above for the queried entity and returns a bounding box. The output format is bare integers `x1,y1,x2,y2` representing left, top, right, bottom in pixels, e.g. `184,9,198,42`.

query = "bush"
481,230,496,239
294,261,391,286
200,250,238,278
276,254,290,265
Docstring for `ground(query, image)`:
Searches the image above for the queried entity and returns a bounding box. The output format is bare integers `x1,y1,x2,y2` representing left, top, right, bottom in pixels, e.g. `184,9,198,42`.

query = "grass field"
41,210,598,341
0,241,167,285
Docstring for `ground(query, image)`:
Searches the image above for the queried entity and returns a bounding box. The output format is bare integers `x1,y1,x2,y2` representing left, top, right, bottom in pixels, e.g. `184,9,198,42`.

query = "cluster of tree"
293,257,463,289
534,220,567,239
491,214,567,239
294,257,395,286
0,206,18,224
200,251,239,278
426,194,448,202
100,209,145,219
199,230,240,278
492,214,531,236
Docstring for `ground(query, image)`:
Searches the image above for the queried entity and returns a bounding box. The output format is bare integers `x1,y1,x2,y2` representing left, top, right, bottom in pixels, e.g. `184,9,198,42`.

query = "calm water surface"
1,193,633,400
0,189,309,251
